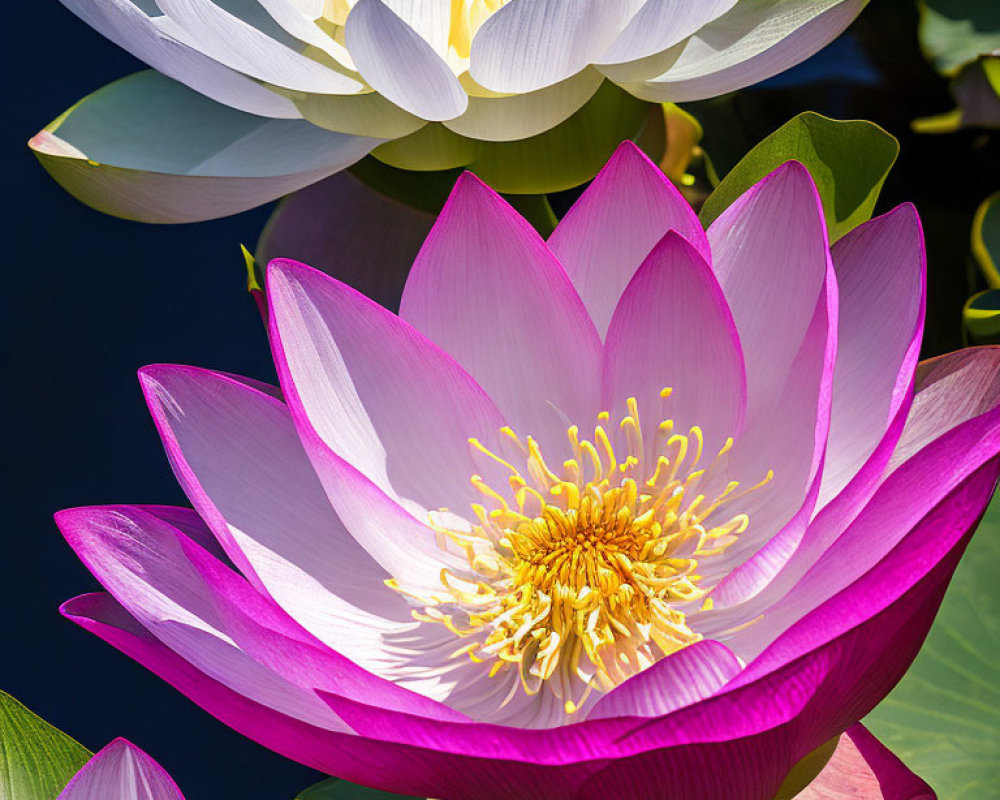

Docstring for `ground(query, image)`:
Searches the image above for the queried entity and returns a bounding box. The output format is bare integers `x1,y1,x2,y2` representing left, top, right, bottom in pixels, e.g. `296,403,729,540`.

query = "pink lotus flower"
56,143,1000,799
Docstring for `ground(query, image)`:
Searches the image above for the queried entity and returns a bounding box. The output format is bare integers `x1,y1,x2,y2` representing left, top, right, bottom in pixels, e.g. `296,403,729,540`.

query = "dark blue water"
2,1,318,794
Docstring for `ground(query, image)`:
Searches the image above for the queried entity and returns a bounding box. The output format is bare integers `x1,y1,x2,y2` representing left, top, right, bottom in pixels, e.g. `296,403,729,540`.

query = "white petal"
346,0,468,120
58,0,299,117
595,0,739,65
31,71,378,223
443,67,603,142
469,0,642,93
155,0,363,94
605,0,868,101
257,0,359,68
381,0,452,56
295,90,428,137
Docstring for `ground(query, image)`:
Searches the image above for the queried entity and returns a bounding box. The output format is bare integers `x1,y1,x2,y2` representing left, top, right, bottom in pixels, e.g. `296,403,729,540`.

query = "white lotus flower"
31,0,868,222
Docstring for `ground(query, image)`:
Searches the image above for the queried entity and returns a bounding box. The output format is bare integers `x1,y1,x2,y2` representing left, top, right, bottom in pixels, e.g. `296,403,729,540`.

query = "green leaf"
371,81,650,195
699,112,898,242
973,192,1000,288
296,778,420,799
0,691,92,800
918,0,1000,76
864,495,1000,798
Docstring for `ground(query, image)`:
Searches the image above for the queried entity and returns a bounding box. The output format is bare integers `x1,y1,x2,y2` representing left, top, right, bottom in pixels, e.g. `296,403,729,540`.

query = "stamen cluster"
399,391,772,712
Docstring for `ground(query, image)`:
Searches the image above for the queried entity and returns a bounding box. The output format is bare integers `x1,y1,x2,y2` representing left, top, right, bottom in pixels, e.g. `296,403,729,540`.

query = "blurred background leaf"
0,691,92,800
918,0,1000,76
864,494,1000,798
962,193,1000,343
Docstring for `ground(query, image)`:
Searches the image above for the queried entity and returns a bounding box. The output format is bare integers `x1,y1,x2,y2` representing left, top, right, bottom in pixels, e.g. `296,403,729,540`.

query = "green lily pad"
919,0,1000,76
0,691,92,800
864,494,1000,798
699,112,898,242
371,81,651,195
296,778,420,799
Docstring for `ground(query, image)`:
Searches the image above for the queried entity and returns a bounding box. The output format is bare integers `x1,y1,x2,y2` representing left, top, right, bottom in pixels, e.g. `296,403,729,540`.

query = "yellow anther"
394,392,771,714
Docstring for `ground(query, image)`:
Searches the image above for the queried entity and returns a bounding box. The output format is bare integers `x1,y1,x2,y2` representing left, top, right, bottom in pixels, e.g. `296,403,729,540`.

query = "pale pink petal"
55,505,348,730
548,141,710,339
820,205,926,507
707,161,830,422
587,639,741,720
57,739,184,800
139,364,414,652
602,230,746,459
704,348,1000,639
399,172,602,449
890,347,1000,470
266,257,507,516
727,388,1000,661
798,725,935,800
706,261,837,606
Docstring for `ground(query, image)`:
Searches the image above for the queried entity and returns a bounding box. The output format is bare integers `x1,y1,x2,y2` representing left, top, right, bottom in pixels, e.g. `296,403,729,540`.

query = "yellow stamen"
392,391,771,713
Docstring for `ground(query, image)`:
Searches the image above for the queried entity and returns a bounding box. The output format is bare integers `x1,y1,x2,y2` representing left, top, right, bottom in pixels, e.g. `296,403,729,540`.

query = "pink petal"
587,639,742,720
399,172,602,449
710,346,1000,640
55,505,346,730
820,205,926,507
707,260,837,606
63,593,598,798
139,365,414,649
890,347,1000,469
602,230,746,458
730,396,1000,662
57,739,184,800
133,504,230,564
798,724,935,800
549,141,711,339
707,161,830,423
267,258,506,514
57,505,461,725
63,431,993,797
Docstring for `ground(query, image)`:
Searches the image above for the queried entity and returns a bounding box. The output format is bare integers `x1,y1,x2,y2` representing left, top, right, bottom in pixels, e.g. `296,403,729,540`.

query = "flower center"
447,0,507,59
393,391,771,714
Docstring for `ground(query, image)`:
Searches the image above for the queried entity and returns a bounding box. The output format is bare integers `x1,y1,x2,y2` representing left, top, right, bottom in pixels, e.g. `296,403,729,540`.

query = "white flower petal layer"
30,71,378,223
346,0,468,120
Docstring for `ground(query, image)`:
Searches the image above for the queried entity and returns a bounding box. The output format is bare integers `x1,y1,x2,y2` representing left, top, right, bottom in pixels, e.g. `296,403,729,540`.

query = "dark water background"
1,0,996,797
